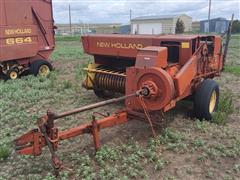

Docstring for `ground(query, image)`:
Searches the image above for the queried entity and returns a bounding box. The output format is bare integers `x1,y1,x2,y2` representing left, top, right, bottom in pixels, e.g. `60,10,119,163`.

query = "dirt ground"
0,36,240,180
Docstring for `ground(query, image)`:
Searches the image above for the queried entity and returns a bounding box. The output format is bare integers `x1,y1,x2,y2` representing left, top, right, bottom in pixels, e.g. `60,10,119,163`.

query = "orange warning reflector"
181,42,190,48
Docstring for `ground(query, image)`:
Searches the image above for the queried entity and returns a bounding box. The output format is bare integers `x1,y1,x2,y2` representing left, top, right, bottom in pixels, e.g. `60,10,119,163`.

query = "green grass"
55,35,81,42
51,42,87,61
225,34,240,66
51,35,91,61
224,65,240,75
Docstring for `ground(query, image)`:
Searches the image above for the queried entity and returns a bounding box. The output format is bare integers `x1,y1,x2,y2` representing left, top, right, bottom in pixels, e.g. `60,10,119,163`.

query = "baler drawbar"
14,88,157,174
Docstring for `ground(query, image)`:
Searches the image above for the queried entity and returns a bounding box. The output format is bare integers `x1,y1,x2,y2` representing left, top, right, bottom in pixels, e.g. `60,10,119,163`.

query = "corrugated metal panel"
138,23,162,34
131,19,174,34
119,25,130,34
131,14,192,34
200,18,229,33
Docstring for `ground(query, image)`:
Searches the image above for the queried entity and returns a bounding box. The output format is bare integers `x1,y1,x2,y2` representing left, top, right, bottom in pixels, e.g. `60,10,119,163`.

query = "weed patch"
232,164,240,174
0,146,10,160
62,80,72,89
192,138,205,148
194,120,210,132
155,158,168,171
158,128,187,152
212,93,234,124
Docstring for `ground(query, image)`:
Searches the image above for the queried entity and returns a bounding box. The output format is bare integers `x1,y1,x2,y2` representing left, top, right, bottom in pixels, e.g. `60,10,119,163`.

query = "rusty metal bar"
39,125,62,175
223,14,234,67
51,91,141,120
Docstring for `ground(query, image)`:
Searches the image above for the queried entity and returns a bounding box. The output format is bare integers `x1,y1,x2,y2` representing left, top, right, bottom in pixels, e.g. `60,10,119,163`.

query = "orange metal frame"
14,90,159,174
15,110,130,174
15,111,128,156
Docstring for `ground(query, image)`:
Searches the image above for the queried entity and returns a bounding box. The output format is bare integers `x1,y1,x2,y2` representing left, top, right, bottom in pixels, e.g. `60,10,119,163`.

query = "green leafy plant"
192,138,205,148
212,93,233,124
62,80,72,89
155,158,167,171
0,146,10,160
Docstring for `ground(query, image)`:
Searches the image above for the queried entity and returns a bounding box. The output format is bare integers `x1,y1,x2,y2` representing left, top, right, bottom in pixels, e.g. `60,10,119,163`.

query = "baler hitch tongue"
14,128,42,156
14,90,147,175
14,117,63,175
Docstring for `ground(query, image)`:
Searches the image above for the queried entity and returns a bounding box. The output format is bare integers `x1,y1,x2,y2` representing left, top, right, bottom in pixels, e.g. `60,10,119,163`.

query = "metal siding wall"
210,20,216,32
131,19,174,34
161,19,174,34
131,23,138,34
131,16,192,35
215,20,228,33
200,19,229,33
200,21,204,33
138,23,162,34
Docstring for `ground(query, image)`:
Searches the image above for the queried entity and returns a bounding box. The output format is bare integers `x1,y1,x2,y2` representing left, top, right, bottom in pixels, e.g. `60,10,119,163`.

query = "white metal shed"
131,14,192,35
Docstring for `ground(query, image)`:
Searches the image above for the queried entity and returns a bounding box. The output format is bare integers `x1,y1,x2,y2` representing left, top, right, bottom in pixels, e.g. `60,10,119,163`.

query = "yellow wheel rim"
39,65,50,76
209,91,217,113
10,71,18,80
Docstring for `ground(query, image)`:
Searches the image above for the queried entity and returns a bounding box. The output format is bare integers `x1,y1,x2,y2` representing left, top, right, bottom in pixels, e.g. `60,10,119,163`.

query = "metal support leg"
92,116,100,151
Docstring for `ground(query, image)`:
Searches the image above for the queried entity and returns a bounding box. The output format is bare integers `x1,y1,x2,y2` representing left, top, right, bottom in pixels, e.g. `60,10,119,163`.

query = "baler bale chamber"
0,0,55,79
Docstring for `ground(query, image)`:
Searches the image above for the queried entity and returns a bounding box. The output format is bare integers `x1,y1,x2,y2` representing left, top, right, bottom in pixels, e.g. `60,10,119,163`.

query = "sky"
52,0,240,24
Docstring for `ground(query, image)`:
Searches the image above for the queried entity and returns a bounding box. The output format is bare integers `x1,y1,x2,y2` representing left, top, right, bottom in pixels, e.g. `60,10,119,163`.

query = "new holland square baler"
15,23,233,173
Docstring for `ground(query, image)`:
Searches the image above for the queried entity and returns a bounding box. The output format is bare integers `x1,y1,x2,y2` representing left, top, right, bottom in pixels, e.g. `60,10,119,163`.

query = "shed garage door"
139,23,162,34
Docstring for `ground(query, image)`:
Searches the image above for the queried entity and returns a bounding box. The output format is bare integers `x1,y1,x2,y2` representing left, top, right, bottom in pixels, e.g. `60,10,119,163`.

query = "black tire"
194,79,219,120
93,88,114,98
30,60,53,76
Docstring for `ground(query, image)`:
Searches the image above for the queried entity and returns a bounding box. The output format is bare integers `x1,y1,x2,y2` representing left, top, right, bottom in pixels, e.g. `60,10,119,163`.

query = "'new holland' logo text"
97,42,143,49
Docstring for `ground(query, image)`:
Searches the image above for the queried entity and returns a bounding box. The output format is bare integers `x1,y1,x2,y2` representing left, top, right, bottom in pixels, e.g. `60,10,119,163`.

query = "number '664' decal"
6,37,32,45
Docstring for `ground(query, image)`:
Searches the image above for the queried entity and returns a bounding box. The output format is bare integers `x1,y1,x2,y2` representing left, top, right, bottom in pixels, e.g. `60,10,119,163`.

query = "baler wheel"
7,68,19,80
194,79,219,120
93,89,114,98
30,60,52,77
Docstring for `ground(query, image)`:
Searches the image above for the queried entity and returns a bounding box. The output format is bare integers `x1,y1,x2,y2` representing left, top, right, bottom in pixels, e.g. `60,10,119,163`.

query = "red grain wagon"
0,0,55,79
